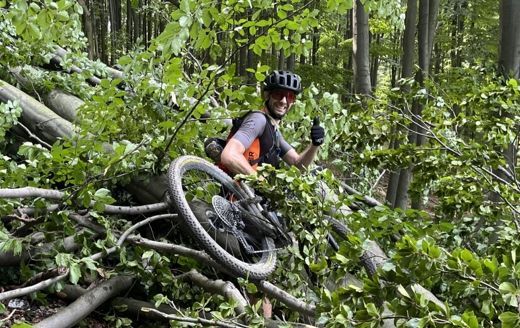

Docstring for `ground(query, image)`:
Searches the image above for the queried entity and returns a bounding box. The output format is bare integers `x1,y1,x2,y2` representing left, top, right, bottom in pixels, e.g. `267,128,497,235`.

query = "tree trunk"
451,0,467,67
126,0,133,51
312,27,319,66
410,0,439,210
278,48,285,70
34,275,134,328
78,0,96,60
43,90,83,122
370,33,381,89
388,0,417,208
499,0,520,78
287,53,296,72
109,0,122,64
352,0,371,95
0,80,74,144
492,0,520,200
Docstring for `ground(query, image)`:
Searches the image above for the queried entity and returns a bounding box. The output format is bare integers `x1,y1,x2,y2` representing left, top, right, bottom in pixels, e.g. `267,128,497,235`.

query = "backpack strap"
231,110,280,167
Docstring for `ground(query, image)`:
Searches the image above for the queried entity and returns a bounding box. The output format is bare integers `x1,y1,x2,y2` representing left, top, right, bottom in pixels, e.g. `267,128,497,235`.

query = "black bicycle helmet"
264,70,302,94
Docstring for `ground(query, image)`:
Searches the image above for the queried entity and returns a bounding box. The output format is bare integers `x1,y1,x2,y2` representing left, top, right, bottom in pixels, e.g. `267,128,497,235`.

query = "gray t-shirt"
232,112,293,157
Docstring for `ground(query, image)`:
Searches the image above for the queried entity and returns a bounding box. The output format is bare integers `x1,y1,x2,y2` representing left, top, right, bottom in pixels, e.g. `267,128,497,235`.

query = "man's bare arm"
282,144,320,170
220,138,257,175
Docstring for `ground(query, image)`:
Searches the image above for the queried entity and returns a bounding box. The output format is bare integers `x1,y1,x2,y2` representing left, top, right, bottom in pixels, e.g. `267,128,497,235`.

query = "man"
220,70,325,175
219,70,325,319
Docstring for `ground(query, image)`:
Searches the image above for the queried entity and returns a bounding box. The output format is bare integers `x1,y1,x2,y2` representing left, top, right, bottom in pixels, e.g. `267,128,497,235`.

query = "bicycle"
167,155,292,280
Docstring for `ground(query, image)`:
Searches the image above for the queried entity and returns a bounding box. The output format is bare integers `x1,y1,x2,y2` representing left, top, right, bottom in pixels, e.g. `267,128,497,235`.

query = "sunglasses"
270,90,296,104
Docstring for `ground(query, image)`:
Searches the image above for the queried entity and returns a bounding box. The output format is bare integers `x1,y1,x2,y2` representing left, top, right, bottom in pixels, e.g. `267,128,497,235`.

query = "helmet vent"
264,70,302,94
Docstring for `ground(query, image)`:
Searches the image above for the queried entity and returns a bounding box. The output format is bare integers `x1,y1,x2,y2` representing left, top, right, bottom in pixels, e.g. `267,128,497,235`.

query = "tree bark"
499,0,520,79
34,275,134,328
352,0,371,95
370,33,380,89
388,0,417,208
410,0,439,210
491,0,520,202
0,79,73,144
278,48,285,70
78,0,96,60
311,27,319,66
43,90,83,122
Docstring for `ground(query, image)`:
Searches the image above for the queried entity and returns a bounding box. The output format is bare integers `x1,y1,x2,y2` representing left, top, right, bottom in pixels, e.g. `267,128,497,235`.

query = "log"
34,275,134,328
0,79,73,144
43,90,83,122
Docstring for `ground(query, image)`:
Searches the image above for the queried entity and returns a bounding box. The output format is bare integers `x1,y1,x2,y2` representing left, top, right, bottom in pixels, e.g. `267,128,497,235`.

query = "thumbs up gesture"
311,117,325,146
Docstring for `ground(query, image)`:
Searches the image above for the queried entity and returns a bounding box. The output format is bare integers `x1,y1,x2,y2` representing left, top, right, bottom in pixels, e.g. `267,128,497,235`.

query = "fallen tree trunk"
43,89,83,122
34,275,134,328
0,79,73,144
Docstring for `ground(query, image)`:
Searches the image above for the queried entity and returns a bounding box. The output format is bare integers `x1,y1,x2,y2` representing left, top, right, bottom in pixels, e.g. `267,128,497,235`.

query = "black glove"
311,117,325,146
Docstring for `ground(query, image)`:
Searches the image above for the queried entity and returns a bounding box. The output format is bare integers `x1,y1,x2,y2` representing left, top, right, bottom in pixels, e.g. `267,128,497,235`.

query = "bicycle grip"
313,116,320,126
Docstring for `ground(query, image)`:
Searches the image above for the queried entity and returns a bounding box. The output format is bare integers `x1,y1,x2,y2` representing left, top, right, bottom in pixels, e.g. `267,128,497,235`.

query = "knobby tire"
167,155,277,280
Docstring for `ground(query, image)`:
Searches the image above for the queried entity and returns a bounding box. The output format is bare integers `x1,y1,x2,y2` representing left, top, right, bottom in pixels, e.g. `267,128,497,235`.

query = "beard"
265,101,285,120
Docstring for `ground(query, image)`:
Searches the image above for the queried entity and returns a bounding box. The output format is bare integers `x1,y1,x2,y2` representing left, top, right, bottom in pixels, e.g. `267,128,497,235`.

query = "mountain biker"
220,70,325,175
218,70,325,318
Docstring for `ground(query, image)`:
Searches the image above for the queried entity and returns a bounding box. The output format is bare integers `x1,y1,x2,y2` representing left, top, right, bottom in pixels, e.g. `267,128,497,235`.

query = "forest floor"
1,295,111,327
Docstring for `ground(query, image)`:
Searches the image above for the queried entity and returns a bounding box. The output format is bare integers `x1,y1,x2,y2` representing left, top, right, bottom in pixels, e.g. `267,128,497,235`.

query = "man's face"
265,89,296,119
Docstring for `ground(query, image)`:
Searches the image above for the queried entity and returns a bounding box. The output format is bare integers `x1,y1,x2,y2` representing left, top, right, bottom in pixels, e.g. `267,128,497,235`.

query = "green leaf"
365,302,378,318
499,282,516,294
397,284,411,299
94,188,115,205
277,9,287,19
460,249,474,262
286,21,299,30
499,312,519,328
245,282,257,294
69,262,81,284
334,253,349,264
179,15,192,28
461,311,479,328
12,323,33,328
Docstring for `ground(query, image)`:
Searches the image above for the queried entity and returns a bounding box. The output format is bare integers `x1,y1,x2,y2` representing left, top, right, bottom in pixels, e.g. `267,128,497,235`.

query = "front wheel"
167,155,277,280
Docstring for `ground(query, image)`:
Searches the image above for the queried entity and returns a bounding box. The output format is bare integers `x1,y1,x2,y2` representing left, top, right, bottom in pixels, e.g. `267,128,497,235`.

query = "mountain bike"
167,155,292,280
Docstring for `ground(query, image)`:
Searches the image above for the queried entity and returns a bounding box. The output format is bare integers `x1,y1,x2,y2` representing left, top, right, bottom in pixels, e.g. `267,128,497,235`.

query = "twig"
89,213,176,261
0,309,17,322
116,213,177,247
0,268,69,302
128,236,223,271
16,122,52,148
103,202,170,215
0,187,64,199
34,275,134,328
369,169,386,195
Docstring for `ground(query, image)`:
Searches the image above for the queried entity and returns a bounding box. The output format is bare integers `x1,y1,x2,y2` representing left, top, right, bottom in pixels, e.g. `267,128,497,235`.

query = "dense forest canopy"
1,0,519,327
